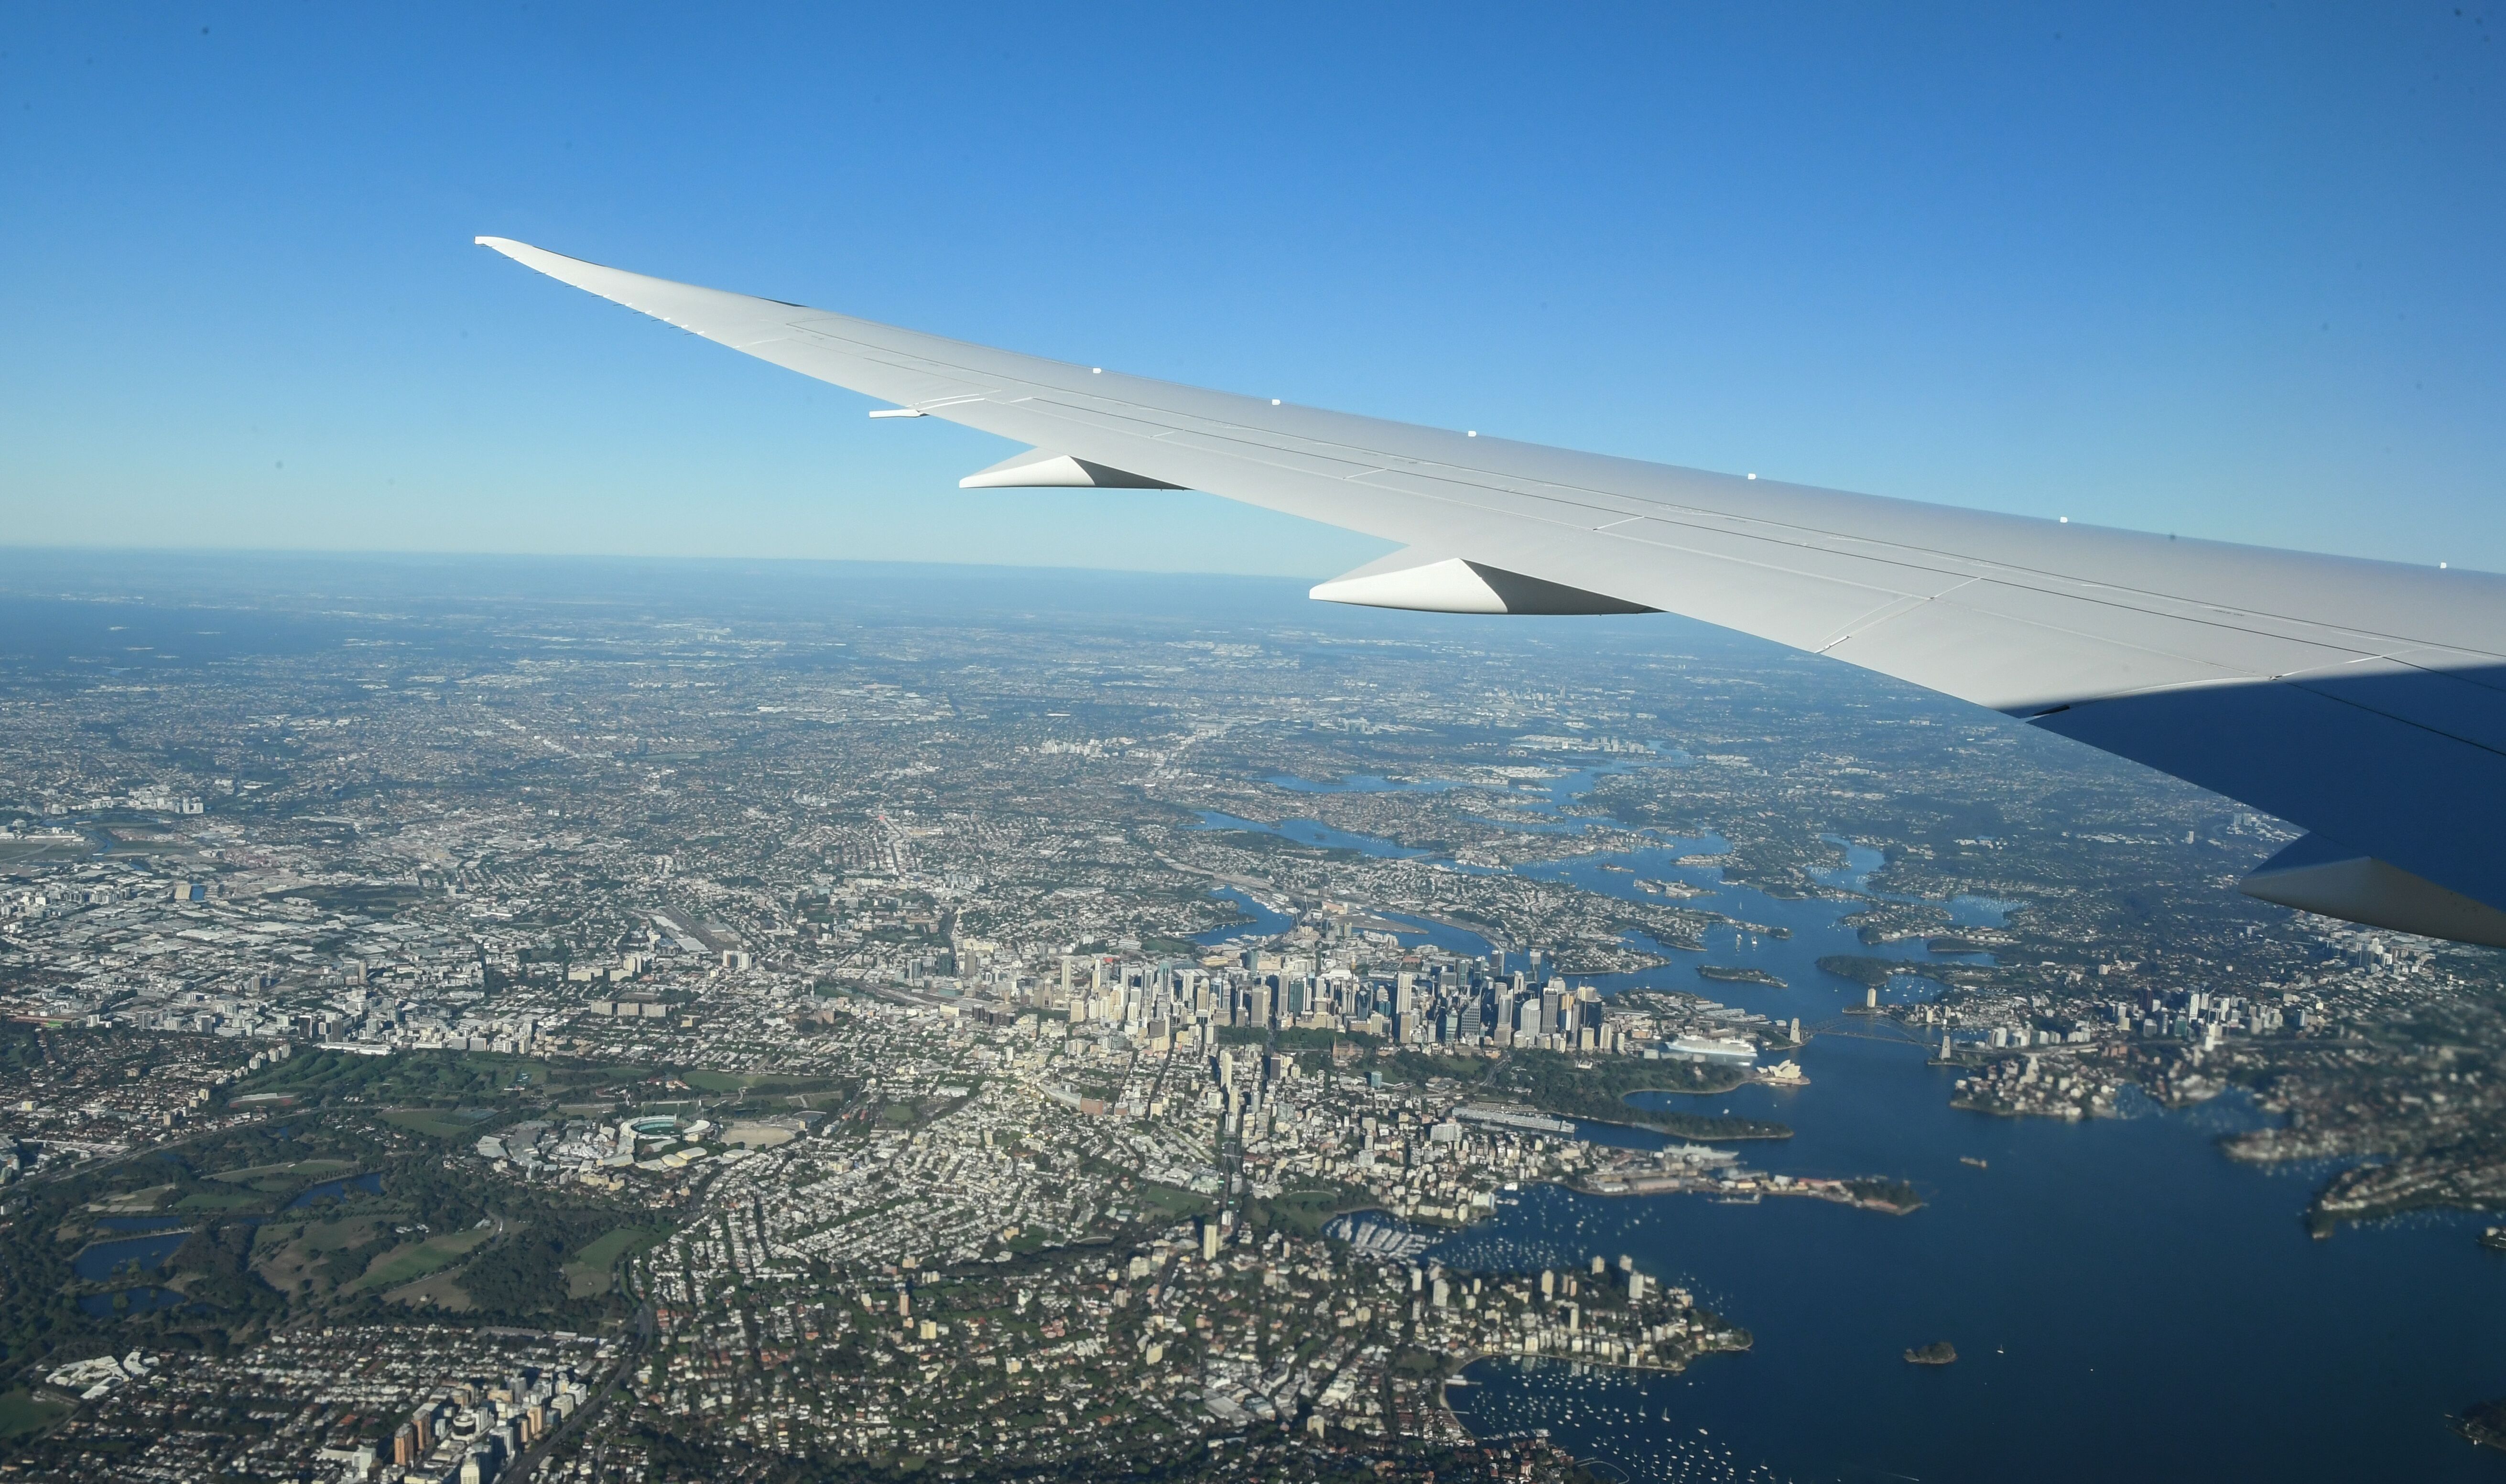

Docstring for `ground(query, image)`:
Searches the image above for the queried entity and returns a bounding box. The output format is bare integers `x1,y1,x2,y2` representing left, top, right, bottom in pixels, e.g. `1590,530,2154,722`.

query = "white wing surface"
477,237,2506,945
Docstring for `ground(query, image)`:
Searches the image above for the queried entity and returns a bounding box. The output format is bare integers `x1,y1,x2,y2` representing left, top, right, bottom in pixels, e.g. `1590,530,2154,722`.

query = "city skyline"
3,550,2502,1479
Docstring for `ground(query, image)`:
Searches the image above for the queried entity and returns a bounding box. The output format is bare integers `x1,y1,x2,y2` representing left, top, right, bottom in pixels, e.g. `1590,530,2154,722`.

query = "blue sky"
2,3,2499,576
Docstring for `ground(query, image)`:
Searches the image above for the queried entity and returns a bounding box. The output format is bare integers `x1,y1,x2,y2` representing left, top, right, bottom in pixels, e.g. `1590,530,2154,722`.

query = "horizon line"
0,542,1332,585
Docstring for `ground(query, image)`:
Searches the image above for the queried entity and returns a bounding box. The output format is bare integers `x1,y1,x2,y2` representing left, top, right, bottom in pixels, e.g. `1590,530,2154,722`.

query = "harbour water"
1248,769,2506,1478
1195,886,1297,947
1439,1033,2506,1482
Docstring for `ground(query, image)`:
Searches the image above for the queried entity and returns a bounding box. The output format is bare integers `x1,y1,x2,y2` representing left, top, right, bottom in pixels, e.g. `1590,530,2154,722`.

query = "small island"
1904,1341,1958,1365
2456,1397,2506,1452
1697,964,1787,987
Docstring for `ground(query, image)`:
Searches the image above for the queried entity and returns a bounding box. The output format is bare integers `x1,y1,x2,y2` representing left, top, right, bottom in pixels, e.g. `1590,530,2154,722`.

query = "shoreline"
1574,1169,1922,1215
1565,1108,1795,1143
1434,1331,1758,1441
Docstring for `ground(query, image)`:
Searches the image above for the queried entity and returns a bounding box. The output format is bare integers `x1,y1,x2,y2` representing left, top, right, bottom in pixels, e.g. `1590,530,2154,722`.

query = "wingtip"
470,237,642,291
473,236,602,284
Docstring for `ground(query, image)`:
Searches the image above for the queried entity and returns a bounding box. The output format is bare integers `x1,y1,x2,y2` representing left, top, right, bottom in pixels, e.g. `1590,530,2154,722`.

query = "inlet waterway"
1258,765,2506,1478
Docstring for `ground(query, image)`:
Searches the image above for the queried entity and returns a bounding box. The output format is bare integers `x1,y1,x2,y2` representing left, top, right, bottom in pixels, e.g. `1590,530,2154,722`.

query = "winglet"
474,235,545,265
470,236,793,340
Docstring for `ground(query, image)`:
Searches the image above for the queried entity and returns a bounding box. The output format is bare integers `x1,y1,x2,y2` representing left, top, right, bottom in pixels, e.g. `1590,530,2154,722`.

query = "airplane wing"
475,236,2506,946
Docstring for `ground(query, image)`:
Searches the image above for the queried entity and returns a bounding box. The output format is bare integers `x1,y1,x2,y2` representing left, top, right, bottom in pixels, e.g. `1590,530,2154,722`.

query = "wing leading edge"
475,236,2506,946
